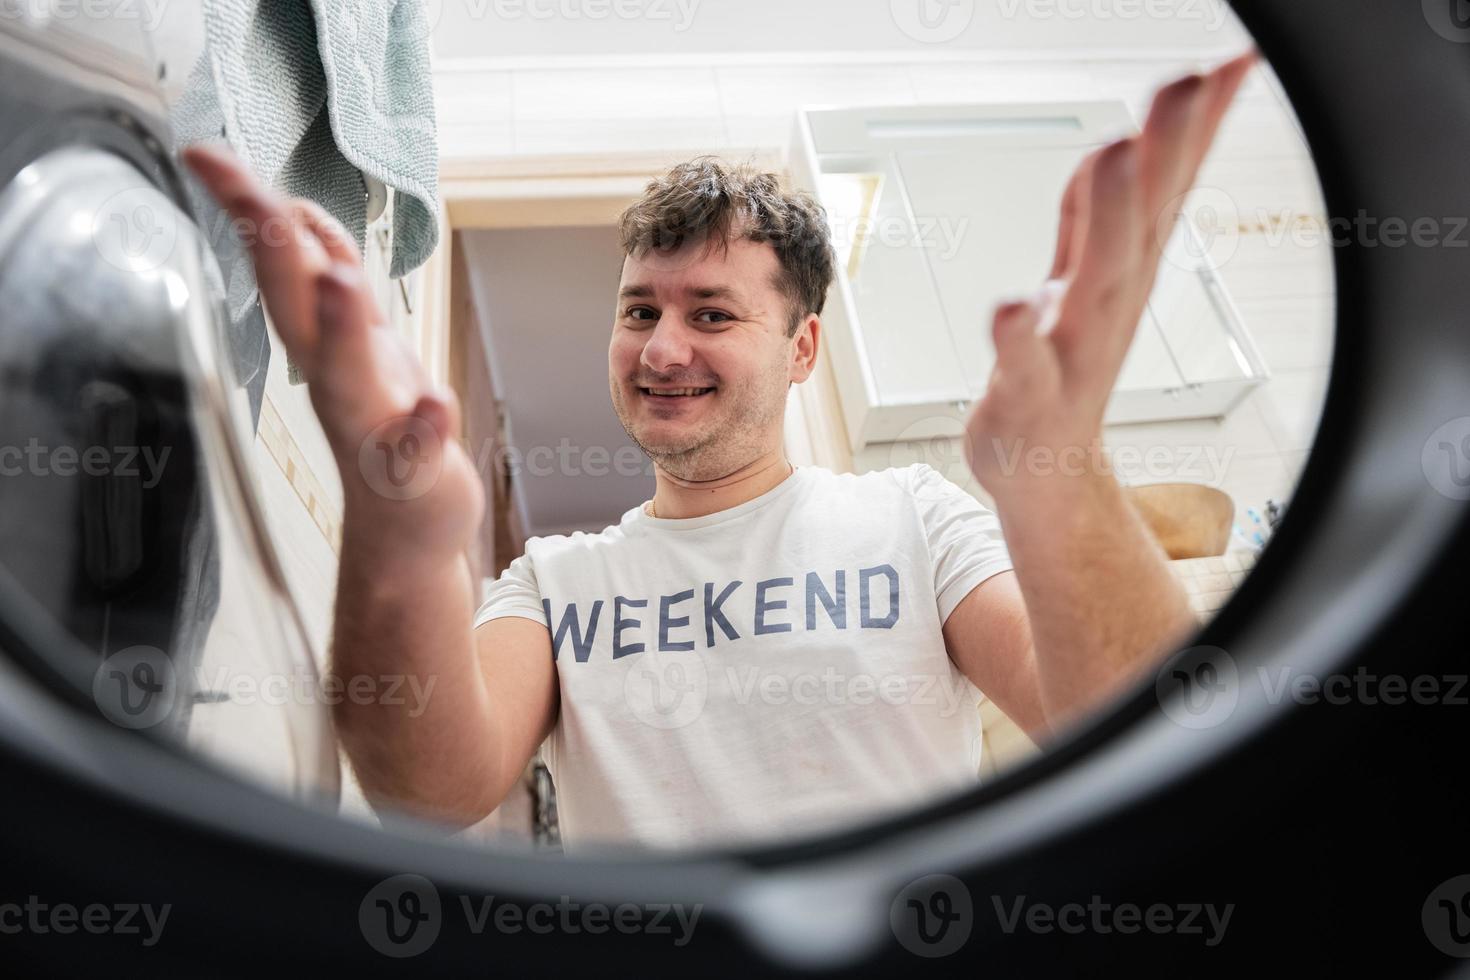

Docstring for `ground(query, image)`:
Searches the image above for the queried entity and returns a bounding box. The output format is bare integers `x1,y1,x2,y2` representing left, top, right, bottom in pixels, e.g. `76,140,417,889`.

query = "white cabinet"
789,100,1268,455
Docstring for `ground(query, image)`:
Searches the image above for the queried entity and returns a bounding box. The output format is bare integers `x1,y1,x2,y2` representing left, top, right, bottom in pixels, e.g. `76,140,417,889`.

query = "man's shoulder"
814,461,934,493
834,463,990,516
523,517,634,557
523,505,643,558
780,462,947,512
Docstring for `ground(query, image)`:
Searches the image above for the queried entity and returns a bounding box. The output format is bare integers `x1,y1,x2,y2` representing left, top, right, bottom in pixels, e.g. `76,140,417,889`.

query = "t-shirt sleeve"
908,463,1014,625
472,549,548,630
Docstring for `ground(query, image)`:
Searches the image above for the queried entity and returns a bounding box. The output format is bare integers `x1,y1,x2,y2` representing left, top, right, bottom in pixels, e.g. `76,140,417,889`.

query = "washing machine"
0,8,337,801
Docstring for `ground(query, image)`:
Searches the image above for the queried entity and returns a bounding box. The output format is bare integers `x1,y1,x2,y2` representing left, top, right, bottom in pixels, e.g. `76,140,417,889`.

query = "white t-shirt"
473,462,1014,852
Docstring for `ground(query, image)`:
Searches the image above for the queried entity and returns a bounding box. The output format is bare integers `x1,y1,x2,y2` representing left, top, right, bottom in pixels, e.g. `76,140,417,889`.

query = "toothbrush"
1246,507,1270,544
1232,524,1260,551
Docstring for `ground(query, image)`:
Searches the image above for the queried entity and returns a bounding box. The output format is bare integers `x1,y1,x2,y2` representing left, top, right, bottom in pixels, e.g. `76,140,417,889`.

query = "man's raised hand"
182,143,483,556
963,49,1258,500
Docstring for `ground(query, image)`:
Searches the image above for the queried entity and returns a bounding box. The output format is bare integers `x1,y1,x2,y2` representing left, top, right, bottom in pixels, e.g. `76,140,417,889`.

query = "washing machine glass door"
0,147,339,806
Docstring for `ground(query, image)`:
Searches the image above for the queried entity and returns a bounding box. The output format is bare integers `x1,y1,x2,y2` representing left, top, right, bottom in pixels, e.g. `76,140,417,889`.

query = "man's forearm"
328,514,503,829
991,470,1197,732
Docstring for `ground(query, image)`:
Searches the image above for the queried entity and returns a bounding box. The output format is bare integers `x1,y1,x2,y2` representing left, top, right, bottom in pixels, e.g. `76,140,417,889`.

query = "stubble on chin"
614,371,787,481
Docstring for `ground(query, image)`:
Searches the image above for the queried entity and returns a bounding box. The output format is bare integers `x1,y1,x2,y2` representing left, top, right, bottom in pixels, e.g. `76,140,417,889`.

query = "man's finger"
1152,51,1257,220
977,294,1055,434
413,386,464,446
1048,145,1104,281
181,141,259,207
1138,72,1208,215
1199,50,1257,142
292,198,363,267
1134,50,1256,287
309,263,393,411
182,142,327,372
1054,138,1143,377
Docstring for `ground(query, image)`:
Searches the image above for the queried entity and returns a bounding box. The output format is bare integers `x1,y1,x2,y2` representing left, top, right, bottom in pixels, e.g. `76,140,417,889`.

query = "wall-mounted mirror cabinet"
790,100,1270,458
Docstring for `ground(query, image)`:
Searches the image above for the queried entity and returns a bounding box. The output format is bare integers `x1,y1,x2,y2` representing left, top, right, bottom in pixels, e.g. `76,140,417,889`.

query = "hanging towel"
174,0,440,384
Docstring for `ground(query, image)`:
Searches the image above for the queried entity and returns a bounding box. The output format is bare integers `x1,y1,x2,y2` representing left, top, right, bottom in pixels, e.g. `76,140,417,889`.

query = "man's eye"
626,307,657,322
697,311,732,324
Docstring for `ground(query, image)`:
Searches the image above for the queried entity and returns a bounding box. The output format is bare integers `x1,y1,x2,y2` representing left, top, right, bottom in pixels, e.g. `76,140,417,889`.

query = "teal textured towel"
179,0,440,383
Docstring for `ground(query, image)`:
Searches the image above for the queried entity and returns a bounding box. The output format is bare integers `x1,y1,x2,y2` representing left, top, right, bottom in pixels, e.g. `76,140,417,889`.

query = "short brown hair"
618,156,836,338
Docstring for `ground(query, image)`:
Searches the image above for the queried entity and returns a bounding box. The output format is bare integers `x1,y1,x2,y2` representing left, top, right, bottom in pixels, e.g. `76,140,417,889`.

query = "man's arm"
945,50,1256,736
943,483,1195,743
331,544,559,829
183,144,556,829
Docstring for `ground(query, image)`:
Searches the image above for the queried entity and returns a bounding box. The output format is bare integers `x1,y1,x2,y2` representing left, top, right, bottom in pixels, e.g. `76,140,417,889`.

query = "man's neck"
646,450,795,520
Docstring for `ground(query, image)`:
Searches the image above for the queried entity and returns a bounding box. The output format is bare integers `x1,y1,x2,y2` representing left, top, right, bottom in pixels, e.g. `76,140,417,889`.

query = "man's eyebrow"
618,284,746,303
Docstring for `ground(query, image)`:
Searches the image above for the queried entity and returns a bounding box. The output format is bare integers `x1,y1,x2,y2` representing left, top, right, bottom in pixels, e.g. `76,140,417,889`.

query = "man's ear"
789,313,820,384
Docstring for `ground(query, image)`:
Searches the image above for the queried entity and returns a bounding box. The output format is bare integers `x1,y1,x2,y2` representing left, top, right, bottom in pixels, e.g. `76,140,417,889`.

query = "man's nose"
639,314,695,373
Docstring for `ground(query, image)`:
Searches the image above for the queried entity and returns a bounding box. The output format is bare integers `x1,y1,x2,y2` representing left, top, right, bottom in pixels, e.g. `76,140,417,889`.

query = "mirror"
0,1,1332,863
802,101,1268,424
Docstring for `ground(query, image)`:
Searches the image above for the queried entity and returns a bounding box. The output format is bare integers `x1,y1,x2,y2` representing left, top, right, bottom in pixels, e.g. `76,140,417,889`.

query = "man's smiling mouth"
639,386,716,398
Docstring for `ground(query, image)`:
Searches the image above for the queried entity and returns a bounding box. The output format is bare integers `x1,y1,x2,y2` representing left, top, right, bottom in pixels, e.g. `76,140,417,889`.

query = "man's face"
609,234,816,481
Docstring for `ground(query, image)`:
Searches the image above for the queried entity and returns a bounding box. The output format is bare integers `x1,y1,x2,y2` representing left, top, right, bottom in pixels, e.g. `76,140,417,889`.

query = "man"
183,49,1256,852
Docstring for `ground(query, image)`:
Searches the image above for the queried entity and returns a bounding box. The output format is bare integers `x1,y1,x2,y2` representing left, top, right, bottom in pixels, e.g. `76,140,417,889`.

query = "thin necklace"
648,460,793,519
